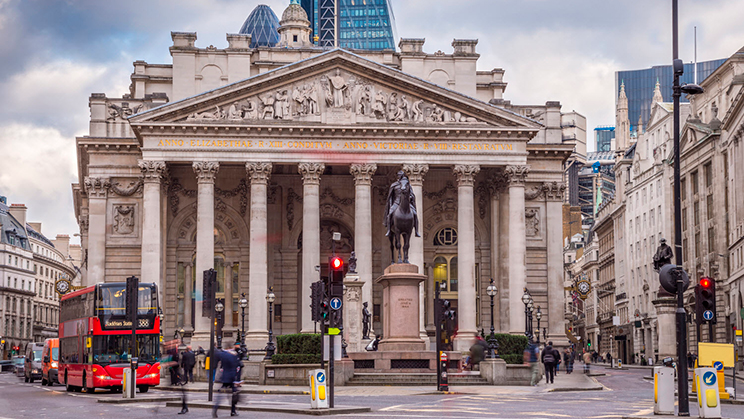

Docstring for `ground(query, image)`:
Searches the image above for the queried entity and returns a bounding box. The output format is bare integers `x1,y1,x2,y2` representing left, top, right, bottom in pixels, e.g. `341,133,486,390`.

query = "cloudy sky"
1,0,743,245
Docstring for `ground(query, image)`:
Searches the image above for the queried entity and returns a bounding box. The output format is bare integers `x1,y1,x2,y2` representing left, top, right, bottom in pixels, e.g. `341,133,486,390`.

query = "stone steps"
346,372,489,386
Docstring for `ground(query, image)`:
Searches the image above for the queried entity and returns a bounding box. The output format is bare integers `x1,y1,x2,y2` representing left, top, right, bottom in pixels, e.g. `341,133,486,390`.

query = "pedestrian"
212,344,241,418
606,352,612,366
563,347,574,374
181,346,196,384
582,350,592,374
468,336,488,371
541,341,560,384
523,340,540,386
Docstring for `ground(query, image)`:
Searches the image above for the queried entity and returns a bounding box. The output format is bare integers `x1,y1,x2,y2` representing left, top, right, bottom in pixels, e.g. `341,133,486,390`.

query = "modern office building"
615,59,726,131
239,4,281,48
594,126,615,153
577,151,615,225
301,0,397,50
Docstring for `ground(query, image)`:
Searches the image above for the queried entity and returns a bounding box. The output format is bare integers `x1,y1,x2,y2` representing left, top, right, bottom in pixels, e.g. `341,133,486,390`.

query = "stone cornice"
350,163,377,185
246,162,273,184
298,162,325,185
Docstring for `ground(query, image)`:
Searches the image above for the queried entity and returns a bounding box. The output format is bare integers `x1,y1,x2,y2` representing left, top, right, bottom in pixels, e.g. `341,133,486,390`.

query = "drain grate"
354,359,375,369
391,359,429,369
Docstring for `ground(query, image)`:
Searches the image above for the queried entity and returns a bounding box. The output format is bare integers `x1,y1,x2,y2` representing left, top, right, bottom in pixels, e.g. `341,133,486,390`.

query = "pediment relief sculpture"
182,68,485,126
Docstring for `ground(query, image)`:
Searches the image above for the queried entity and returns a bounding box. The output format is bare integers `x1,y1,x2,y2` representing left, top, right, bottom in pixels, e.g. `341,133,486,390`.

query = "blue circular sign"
713,361,724,371
316,371,325,383
703,310,714,321
703,371,717,386
330,297,342,311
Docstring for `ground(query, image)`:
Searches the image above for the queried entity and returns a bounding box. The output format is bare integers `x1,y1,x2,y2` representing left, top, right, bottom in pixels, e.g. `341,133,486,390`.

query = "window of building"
681,178,687,201
695,232,701,259
707,194,714,220
704,162,712,188
433,255,458,294
434,227,458,246
708,227,715,253
694,201,700,225
691,171,699,195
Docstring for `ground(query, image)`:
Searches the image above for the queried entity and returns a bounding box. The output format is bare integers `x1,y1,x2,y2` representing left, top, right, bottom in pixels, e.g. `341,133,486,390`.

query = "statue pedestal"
343,273,364,353
375,264,426,351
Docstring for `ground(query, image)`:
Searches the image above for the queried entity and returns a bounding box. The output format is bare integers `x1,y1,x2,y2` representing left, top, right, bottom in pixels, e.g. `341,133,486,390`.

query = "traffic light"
320,299,330,322
125,275,139,323
328,256,344,298
442,300,455,321
311,281,326,322
698,277,716,324
587,340,592,349
202,268,216,316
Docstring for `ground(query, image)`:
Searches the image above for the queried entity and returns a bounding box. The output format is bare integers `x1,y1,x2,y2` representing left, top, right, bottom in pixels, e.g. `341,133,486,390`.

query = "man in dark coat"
212,346,241,417
181,346,196,384
541,341,560,384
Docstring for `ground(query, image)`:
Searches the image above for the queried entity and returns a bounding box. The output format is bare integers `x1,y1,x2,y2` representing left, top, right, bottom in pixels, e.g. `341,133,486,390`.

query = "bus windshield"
96,283,157,319
92,334,159,365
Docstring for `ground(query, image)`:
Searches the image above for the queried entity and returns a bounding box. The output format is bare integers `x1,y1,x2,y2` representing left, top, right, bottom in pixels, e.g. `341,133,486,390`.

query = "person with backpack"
541,341,560,384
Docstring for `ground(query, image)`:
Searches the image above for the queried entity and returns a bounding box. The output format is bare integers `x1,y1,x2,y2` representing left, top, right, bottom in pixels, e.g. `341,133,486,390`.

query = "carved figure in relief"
187,106,222,121
293,86,306,115
388,92,400,121
525,208,539,236
274,90,289,119
261,94,275,119
305,83,319,115
242,100,258,119
357,85,372,115
113,205,135,235
107,102,143,121
227,102,242,120
412,100,424,122
429,104,445,122
398,95,411,121
373,90,387,119
329,69,348,108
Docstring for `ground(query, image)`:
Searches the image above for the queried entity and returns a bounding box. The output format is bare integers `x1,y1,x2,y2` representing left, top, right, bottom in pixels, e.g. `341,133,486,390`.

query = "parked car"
41,338,59,386
12,356,25,378
25,342,44,383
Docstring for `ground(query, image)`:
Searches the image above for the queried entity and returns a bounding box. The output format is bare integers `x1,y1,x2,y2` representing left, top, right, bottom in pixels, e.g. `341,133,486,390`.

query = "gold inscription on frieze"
155,139,514,152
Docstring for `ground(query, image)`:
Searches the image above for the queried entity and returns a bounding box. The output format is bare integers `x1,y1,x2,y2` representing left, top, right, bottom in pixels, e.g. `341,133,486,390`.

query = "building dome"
239,4,280,48
281,1,310,25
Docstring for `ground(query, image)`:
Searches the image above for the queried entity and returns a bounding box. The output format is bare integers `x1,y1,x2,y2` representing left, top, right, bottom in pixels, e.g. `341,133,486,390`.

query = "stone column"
299,163,325,333
546,182,567,344
246,162,272,347
488,171,508,332
223,261,234,329
83,177,110,285
505,165,529,335
184,262,193,332
192,161,219,345
403,164,429,341
350,163,377,338
453,164,480,351
653,295,677,359
139,160,167,302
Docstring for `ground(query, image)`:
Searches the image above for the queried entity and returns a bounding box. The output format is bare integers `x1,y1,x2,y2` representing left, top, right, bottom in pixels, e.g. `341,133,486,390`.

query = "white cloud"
0,123,79,243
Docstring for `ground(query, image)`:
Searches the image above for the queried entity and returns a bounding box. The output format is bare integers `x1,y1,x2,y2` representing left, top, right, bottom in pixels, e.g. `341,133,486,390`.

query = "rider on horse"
384,170,421,238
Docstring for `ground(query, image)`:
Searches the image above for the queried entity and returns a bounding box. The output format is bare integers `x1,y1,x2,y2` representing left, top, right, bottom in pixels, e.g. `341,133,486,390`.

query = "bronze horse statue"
384,171,419,264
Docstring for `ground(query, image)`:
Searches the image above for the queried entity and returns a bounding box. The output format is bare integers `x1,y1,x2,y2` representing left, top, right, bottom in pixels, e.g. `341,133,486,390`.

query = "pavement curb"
689,395,744,405
547,386,604,392
166,401,371,415
98,396,182,404
157,386,309,395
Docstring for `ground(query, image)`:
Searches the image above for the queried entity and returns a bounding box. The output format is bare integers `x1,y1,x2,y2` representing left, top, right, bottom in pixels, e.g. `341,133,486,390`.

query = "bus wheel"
137,385,149,393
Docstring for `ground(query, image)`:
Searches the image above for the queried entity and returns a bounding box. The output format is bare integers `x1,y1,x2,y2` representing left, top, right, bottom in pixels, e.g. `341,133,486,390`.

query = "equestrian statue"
383,170,420,264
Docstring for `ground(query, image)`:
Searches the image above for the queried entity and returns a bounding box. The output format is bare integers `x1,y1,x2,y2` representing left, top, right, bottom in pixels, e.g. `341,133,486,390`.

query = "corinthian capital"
246,162,273,184
505,165,529,186
402,164,429,185
138,160,167,183
544,181,566,201
192,161,220,184
84,177,110,198
453,164,480,187
298,162,325,185
350,163,377,185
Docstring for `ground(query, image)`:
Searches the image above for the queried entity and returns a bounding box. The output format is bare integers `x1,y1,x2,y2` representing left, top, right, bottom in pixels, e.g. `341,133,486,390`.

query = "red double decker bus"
59,282,161,393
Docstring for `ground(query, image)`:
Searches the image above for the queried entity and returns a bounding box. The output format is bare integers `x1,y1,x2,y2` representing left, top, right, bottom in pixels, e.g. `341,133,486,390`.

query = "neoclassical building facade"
73,5,573,351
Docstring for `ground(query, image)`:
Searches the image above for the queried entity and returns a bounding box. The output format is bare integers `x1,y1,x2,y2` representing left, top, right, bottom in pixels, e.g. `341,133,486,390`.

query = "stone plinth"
343,273,364,353
375,263,426,351
653,296,677,359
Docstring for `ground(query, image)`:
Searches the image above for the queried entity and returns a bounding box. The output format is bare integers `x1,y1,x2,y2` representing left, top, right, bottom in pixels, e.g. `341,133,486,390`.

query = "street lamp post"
264,287,276,361
671,1,704,415
215,300,224,349
527,302,534,340
486,279,499,358
521,289,533,339
535,307,542,344
239,293,248,346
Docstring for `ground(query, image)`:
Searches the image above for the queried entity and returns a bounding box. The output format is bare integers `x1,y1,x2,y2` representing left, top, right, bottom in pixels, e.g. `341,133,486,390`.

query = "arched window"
434,227,458,246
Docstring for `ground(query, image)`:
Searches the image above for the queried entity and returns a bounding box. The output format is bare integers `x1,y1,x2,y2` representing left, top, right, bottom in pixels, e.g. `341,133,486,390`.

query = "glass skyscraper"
239,4,281,48
302,0,398,50
615,59,725,131
594,126,615,152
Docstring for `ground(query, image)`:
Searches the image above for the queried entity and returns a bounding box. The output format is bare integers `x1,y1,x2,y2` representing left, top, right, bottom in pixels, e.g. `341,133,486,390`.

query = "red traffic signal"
700,277,711,288
330,257,343,271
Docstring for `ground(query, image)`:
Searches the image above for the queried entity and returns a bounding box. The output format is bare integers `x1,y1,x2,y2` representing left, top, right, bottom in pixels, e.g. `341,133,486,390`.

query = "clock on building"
55,278,72,295
577,279,591,300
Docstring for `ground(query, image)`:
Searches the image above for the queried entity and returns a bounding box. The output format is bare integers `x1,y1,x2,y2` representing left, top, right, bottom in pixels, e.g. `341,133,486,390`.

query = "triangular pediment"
129,49,540,131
